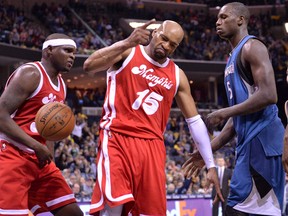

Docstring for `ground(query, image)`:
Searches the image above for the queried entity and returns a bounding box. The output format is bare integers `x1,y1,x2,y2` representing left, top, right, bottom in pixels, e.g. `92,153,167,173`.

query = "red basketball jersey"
99,45,179,140
0,61,66,152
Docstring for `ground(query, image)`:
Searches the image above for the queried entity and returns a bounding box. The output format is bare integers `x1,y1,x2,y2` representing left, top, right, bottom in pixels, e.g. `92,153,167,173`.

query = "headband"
42,38,77,50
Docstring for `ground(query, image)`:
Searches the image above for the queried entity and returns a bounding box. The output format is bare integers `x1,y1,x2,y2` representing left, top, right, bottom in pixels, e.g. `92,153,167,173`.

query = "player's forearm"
186,115,215,169
46,141,55,160
211,118,235,152
83,40,132,74
0,114,42,150
223,89,276,118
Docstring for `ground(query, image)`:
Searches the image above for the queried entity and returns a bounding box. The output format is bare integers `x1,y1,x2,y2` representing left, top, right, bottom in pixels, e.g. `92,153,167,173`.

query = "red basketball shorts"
0,140,76,216
89,130,167,216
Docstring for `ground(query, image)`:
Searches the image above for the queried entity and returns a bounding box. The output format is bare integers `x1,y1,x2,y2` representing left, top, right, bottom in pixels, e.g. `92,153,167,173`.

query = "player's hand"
182,152,224,204
282,125,288,173
207,109,227,127
182,151,205,178
126,19,156,47
34,144,53,168
206,167,225,204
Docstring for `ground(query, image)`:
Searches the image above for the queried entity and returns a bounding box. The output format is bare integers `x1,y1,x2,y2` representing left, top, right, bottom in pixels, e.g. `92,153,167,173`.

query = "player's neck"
41,61,59,82
229,34,248,56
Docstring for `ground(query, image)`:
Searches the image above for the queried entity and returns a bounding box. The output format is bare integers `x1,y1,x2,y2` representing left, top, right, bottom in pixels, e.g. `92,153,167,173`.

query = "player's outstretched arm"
175,69,224,202
83,19,156,74
182,117,235,179
176,69,214,168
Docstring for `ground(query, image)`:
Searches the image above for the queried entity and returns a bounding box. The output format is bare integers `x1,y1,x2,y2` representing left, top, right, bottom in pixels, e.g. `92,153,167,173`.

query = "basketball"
35,102,75,141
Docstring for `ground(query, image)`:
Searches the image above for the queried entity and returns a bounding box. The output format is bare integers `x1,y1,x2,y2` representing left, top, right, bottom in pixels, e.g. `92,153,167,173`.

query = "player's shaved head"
158,20,184,45
223,2,250,23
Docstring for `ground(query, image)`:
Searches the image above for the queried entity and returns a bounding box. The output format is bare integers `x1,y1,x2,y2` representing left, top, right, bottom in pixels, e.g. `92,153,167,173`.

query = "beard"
153,48,168,60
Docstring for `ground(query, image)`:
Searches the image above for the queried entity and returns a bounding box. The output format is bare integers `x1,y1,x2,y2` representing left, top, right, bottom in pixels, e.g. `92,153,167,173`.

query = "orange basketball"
35,102,75,141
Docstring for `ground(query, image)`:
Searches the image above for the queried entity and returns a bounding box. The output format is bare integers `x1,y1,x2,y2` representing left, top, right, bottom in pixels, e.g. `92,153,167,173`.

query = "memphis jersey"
100,45,180,140
0,61,66,153
224,35,281,151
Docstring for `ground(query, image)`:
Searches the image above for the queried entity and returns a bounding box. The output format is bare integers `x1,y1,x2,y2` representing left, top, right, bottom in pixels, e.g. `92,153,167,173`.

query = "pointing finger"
140,19,156,29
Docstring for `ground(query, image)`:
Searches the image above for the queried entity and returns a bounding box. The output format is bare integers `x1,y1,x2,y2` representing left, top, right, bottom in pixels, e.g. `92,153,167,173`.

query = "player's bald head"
158,20,184,44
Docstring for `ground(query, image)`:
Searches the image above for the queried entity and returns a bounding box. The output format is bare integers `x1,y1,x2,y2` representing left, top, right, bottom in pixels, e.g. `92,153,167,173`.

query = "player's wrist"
207,163,216,169
115,40,133,50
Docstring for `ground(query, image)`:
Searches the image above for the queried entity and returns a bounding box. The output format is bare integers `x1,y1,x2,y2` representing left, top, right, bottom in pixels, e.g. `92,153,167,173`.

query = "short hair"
215,152,225,159
45,33,71,41
226,2,250,23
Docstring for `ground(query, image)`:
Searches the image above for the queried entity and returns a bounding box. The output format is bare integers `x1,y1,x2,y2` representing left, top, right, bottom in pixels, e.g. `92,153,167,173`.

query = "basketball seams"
45,108,74,139
41,105,68,136
35,102,75,141
36,103,66,134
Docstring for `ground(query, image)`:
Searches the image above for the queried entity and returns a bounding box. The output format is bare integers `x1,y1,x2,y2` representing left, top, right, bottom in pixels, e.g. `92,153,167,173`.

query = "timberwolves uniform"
224,35,285,215
90,45,179,215
0,62,76,215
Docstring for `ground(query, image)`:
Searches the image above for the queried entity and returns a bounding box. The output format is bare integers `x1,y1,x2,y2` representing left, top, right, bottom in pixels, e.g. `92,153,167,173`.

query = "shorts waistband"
0,134,35,154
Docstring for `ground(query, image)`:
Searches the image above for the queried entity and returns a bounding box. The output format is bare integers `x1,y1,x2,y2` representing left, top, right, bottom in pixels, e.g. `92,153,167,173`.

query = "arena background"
0,0,287,215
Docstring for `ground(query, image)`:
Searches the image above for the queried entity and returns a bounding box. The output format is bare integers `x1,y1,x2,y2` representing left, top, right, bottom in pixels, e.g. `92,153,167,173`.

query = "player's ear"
46,46,54,56
238,16,244,26
151,29,157,37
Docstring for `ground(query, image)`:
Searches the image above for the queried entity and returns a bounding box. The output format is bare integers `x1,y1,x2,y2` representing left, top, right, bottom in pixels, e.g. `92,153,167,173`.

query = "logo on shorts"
0,143,7,152
108,131,113,138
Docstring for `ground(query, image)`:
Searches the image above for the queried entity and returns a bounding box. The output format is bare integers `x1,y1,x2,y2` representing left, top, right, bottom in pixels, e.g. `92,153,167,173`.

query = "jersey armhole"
236,37,267,86
174,65,180,96
236,48,254,86
26,62,43,99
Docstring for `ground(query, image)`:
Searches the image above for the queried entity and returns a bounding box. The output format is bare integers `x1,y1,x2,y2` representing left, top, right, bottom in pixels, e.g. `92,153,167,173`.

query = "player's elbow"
83,58,106,75
264,90,277,105
268,91,277,104
83,59,93,74
270,95,278,104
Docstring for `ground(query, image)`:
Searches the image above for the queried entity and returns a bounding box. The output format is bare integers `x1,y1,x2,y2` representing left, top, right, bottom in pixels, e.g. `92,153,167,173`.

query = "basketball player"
0,34,83,216
182,2,286,216
83,19,224,216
